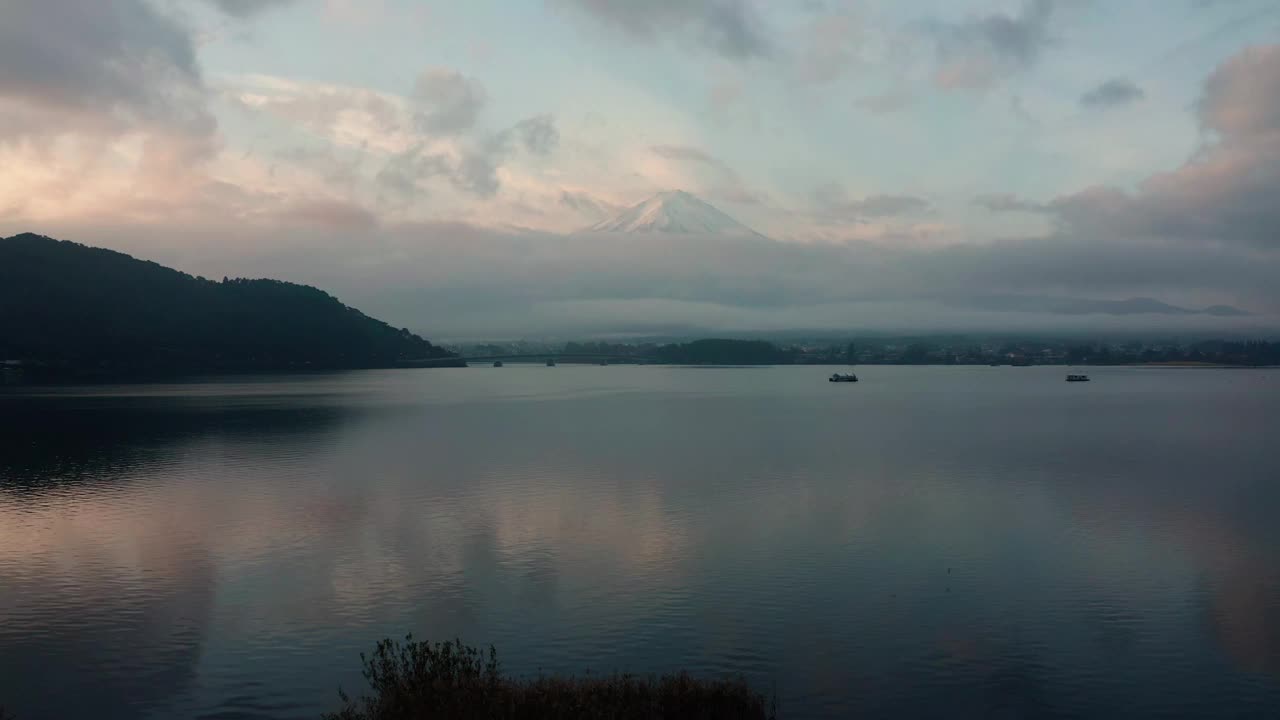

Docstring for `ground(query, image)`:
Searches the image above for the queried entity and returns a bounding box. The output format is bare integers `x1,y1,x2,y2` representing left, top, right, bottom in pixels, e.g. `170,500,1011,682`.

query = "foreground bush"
325,637,774,720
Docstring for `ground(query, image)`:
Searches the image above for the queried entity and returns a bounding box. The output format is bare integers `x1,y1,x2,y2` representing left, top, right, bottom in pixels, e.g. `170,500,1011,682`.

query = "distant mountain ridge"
0,233,454,375
963,294,1251,317
585,190,766,237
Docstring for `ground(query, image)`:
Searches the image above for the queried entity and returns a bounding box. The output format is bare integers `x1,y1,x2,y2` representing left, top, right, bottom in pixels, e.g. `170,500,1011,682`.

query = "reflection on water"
0,396,354,720
1,367,1278,719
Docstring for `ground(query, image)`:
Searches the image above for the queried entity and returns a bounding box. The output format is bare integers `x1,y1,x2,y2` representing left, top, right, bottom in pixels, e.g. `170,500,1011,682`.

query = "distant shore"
6,359,1279,386
1125,361,1273,368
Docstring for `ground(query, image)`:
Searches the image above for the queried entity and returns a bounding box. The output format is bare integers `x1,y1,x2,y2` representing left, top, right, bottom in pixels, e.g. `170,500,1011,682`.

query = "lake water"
2,366,1279,719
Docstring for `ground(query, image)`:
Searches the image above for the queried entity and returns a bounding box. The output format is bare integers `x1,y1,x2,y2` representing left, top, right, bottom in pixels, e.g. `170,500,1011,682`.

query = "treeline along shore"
458,338,1280,368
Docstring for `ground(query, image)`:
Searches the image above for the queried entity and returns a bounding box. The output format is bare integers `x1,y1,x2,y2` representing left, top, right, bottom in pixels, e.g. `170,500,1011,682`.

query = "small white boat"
829,372,858,383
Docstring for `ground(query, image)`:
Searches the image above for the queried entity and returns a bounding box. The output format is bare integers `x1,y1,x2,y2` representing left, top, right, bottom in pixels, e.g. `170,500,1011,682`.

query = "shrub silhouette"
325,636,774,720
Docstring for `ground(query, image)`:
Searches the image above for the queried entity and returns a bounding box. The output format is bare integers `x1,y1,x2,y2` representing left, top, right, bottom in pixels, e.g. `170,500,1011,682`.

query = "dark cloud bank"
0,0,209,137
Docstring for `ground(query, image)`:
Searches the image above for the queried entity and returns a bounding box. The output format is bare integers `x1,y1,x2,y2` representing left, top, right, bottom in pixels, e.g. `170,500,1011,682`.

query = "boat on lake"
546,358,556,367
493,361,503,367
829,372,858,383
1066,374,1090,382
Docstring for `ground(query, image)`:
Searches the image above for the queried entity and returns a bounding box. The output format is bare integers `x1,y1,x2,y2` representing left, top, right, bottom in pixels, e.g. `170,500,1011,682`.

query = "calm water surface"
2,366,1279,718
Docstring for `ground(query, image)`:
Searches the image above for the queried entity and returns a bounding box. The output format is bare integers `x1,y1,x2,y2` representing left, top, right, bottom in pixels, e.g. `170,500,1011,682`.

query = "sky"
2,0,1280,339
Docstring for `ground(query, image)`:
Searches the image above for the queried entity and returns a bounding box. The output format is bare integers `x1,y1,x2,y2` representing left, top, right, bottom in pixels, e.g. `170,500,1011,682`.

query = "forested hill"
0,233,454,375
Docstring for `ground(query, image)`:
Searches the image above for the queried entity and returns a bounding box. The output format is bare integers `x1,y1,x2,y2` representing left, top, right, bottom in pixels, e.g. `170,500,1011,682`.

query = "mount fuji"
585,190,767,238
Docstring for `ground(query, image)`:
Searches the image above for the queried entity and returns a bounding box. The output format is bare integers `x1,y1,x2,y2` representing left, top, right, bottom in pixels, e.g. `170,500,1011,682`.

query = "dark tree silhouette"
0,234,454,376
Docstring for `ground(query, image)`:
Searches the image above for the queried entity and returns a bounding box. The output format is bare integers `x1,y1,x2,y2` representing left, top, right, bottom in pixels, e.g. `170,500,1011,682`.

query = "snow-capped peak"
586,190,763,236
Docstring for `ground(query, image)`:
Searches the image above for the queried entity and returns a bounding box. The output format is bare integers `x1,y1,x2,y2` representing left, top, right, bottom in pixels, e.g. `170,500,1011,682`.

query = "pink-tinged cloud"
1200,45,1280,138
1049,44,1280,250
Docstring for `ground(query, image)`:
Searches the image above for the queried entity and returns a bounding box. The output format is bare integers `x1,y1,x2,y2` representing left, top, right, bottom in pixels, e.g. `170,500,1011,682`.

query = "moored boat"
1066,374,1090,382
829,372,858,383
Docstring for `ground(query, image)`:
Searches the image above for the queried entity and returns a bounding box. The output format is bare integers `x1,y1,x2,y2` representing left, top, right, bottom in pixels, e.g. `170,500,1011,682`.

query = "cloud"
203,0,295,18
371,115,561,204
706,72,745,113
372,144,504,202
511,115,560,155
228,73,559,205
814,184,931,219
797,12,862,84
452,114,562,197
709,186,766,206
453,149,502,197
792,185,943,246
1049,44,1280,250
1154,2,1280,70
650,144,731,172
227,75,406,152
1009,93,1038,126
851,195,932,216
0,0,208,135
1199,44,1280,137
559,190,620,220
974,193,1046,213
374,147,448,204
411,68,487,135
927,0,1058,90
554,0,773,59
0,0,224,226
272,144,365,191
915,233,1278,306
271,197,379,230
855,91,913,115
645,143,763,208
1080,77,1145,109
